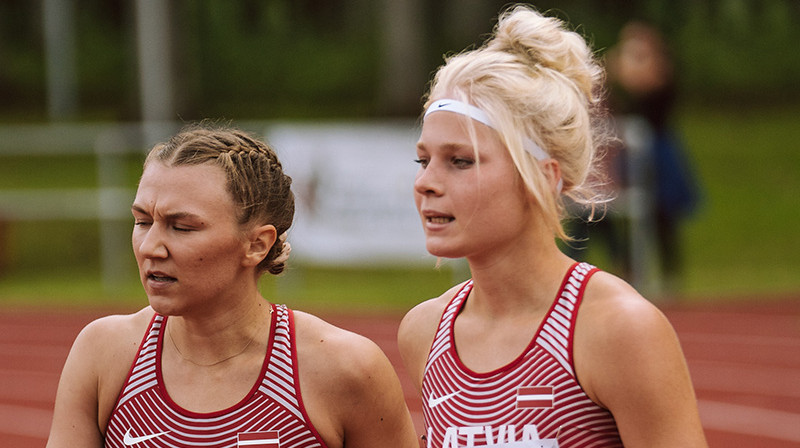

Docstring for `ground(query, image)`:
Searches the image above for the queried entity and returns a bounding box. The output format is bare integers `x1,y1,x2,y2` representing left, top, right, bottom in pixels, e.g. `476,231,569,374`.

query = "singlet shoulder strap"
113,313,163,410
261,304,307,421
425,280,473,369
535,262,599,376
263,304,329,446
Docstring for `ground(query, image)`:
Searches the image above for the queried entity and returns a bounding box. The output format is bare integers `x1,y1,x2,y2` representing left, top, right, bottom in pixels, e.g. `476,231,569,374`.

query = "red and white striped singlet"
422,262,623,448
105,304,326,448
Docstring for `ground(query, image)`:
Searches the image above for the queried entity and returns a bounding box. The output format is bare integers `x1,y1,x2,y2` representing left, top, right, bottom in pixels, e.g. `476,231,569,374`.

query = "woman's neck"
465,237,573,317
166,293,272,363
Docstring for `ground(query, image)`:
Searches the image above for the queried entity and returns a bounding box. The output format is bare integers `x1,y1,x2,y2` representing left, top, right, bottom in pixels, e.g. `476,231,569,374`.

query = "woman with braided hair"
47,123,419,448
398,5,707,447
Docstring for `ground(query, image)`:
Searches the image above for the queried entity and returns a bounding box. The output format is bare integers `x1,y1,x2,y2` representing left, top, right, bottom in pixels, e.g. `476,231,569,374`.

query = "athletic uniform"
105,304,326,448
422,262,623,448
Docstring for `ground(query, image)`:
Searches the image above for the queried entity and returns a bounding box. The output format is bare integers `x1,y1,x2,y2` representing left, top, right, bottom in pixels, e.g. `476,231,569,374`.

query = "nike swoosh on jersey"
123,428,170,445
428,390,461,408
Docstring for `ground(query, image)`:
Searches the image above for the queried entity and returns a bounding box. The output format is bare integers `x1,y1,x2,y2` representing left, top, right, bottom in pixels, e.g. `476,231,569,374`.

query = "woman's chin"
147,296,180,317
425,244,463,260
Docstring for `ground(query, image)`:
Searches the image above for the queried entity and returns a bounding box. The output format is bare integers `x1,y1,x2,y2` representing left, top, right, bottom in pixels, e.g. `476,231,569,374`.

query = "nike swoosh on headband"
424,99,551,161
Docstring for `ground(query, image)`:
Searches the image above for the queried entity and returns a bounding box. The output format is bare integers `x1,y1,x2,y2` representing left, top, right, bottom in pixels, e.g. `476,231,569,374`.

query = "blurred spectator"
606,20,702,292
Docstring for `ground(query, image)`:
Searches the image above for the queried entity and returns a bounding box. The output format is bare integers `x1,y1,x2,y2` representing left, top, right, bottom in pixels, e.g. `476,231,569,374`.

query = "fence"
0,122,179,291
0,118,662,295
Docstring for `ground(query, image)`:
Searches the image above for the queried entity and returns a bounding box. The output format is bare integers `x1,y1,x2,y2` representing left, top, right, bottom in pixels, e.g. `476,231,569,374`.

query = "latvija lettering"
427,424,542,447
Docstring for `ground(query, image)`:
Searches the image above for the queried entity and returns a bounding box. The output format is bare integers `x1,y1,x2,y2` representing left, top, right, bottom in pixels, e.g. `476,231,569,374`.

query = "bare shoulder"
293,310,384,368
68,307,154,372
71,307,155,377
75,308,155,410
294,311,385,381
293,310,418,447
575,268,707,446
397,282,465,388
78,307,154,347
579,271,675,345
48,307,156,446
398,281,464,348
576,271,679,380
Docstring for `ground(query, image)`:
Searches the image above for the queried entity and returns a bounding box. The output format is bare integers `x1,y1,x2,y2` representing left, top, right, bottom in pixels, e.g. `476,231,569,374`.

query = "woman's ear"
540,159,563,193
243,224,277,267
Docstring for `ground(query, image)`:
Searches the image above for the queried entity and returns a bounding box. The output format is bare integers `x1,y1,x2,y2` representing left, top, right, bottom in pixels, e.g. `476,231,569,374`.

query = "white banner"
266,121,433,266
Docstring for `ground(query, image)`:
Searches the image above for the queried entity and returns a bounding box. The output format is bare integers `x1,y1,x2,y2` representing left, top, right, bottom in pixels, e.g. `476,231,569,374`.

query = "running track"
1,297,798,447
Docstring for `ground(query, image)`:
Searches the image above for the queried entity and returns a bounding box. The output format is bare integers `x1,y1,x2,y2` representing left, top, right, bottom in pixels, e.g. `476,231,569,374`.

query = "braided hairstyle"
144,123,294,275
423,4,612,241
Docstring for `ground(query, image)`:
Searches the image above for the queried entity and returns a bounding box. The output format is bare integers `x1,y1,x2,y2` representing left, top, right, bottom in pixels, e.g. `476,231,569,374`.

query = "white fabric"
424,99,551,161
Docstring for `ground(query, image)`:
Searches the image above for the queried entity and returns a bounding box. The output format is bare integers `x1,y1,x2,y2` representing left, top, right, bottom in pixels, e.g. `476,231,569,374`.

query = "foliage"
1,0,798,307
1,0,799,121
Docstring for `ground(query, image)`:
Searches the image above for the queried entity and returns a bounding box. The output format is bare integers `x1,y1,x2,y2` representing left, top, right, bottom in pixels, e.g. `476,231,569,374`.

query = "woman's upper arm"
337,335,420,448
46,319,108,448
46,311,146,448
577,282,707,447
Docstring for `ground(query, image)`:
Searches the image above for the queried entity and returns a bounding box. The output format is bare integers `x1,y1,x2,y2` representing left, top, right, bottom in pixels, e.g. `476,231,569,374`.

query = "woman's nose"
414,163,443,196
135,224,168,259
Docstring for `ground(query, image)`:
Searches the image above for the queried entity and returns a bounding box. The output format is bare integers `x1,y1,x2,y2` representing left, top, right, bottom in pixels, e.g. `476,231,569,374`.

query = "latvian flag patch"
237,430,280,448
516,386,555,409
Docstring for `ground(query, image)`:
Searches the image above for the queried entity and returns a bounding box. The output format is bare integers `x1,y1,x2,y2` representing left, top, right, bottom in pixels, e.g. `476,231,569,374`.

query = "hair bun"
488,6,600,101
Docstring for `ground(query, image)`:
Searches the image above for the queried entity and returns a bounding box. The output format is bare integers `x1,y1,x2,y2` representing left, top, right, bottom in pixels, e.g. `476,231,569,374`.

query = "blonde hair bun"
488,5,602,103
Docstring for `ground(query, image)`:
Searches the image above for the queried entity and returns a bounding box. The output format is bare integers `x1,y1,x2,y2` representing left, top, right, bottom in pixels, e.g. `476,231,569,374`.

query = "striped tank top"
422,262,623,448
105,304,326,448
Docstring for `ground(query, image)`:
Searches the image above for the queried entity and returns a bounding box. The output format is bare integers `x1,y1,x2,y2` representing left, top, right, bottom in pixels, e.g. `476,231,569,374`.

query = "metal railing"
0,122,179,291
0,118,661,295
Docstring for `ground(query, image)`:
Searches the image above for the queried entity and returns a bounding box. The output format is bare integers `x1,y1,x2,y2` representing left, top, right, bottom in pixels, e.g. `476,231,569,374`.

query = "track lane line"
698,399,800,443
0,404,51,439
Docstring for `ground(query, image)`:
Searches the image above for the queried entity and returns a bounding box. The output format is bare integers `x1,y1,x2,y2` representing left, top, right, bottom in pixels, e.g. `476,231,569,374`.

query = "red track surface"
2,298,799,447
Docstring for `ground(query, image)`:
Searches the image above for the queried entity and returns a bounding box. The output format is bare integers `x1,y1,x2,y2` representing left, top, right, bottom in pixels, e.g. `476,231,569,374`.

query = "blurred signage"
266,121,432,266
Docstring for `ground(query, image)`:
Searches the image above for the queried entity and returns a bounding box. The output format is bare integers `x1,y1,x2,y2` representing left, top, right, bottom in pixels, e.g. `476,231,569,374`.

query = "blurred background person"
606,20,702,293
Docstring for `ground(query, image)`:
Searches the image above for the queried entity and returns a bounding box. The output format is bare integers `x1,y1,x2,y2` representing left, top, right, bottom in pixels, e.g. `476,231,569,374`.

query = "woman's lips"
147,271,177,283
427,216,454,224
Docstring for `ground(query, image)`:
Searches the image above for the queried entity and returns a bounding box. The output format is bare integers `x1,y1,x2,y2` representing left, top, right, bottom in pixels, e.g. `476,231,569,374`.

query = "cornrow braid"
144,123,295,276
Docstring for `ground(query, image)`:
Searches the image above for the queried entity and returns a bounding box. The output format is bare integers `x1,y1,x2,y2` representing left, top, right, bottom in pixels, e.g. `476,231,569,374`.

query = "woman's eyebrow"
131,204,201,221
416,141,472,153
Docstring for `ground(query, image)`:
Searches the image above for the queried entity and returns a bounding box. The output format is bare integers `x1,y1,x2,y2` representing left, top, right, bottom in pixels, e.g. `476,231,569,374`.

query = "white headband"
424,99,551,161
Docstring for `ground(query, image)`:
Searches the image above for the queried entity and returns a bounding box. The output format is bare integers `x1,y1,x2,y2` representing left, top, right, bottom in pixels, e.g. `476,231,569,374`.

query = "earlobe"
244,224,277,267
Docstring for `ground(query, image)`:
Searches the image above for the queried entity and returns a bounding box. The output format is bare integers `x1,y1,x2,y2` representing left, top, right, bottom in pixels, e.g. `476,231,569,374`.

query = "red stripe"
238,430,279,447
517,385,554,409
518,386,552,395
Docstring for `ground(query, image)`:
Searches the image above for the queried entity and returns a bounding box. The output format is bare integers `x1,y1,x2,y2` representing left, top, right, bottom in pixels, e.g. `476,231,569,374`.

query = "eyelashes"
414,157,475,169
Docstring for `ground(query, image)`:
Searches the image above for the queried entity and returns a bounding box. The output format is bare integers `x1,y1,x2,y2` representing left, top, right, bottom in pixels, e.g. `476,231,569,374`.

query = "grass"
0,153,145,190
260,263,464,314
1,105,799,310
0,263,462,315
678,105,800,298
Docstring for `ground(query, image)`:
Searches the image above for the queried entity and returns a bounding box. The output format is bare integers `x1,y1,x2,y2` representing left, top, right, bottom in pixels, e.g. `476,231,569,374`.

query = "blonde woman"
399,5,707,447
